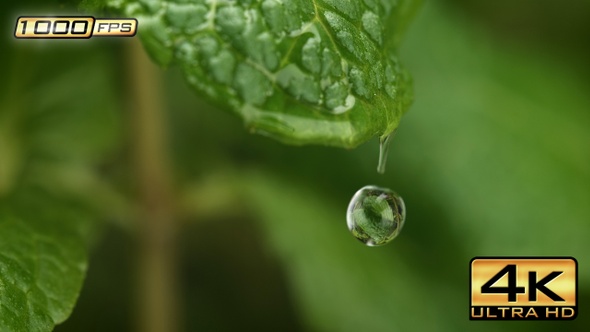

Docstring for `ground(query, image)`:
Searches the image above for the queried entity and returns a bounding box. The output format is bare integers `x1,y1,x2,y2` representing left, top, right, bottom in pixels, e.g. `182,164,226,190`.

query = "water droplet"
138,0,161,14
233,63,272,106
321,0,363,21
276,64,320,103
209,49,236,85
324,81,349,109
347,185,406,246
349,66,370,98
216,6,246,36
165,4,207,32
261,0,287,34
377,131,395,174
175,42,197,64
254,32,280,71
362,11,382,45
194,36,219,58
302,37,321,74
321,47,341,76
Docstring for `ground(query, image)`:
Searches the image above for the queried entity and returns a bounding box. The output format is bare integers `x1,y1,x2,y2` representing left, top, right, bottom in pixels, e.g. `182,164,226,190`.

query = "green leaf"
0,189,93,332
0,43,121,331
108,0,421,148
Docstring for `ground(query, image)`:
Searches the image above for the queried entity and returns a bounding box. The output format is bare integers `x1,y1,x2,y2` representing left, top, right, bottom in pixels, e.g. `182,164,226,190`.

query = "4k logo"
470,257,577,320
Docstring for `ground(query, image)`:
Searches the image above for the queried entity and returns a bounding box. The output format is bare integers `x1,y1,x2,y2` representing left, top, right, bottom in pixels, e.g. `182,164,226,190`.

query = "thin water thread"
377,130,396,174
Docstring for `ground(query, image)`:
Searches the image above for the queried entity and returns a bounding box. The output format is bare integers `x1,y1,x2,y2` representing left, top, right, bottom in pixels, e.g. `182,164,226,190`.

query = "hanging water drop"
377,131,395,174
347,185,406,246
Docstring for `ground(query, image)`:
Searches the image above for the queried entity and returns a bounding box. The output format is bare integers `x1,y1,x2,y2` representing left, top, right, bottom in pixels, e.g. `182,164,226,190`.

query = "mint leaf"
0,190,93,332
109,0,420,147
0,43,121,331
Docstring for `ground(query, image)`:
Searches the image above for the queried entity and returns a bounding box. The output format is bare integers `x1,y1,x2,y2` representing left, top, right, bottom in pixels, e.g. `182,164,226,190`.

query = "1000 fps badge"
14,16,137,38
470,257,577,320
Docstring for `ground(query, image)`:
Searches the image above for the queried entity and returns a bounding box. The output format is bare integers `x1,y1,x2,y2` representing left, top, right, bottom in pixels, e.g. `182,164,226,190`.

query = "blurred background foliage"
1,0,589,331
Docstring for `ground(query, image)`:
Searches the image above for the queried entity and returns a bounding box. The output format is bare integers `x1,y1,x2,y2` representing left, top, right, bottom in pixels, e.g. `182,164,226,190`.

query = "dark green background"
1,0,588,331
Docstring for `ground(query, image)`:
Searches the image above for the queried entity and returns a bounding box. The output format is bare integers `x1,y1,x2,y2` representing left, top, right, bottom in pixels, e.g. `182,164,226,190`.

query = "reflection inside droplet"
347,185,406,246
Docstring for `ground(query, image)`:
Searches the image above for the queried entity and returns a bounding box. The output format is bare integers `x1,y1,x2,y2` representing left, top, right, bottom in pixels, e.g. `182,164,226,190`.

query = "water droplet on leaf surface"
347,185,405,246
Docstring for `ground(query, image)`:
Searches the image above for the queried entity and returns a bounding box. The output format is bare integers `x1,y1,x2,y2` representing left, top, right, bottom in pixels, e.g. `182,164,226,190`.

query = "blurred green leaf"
0,42,122,331
0,189,93,332
397,2,590,280
107,0,420,148
0,45,121,205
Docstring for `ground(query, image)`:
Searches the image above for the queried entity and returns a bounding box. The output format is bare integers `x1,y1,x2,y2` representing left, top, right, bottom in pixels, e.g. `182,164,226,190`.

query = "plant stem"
127,39,181,332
